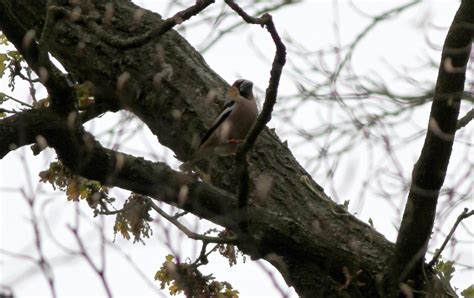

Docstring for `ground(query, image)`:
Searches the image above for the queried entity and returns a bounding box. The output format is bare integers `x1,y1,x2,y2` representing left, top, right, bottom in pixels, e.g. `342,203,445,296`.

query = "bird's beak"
239,80,253,97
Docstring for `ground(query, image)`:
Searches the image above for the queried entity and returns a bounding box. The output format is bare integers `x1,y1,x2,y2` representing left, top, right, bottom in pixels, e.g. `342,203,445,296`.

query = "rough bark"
0,0,465,296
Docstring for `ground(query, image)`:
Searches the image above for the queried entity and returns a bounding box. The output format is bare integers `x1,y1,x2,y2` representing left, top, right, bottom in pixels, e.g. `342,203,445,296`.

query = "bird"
180,79,258,171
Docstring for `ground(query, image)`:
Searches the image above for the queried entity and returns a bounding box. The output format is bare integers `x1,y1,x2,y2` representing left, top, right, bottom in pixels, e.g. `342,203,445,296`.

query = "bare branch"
428,208,474,267
200,0,300,52
86,0,215,49
0,92,33,108
20,187,57,298
387,0,474,293
69,208,112,298
146,196,238,244
0,248,37,263
456,108,474,130
224,0,286,233
332,0,421,82
224,0,270,25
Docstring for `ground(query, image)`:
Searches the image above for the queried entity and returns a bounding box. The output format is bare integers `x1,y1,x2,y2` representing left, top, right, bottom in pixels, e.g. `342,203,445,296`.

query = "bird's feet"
227,139,244,144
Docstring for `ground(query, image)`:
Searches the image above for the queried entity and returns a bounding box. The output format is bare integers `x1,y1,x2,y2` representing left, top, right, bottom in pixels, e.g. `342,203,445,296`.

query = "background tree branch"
387,0,473,294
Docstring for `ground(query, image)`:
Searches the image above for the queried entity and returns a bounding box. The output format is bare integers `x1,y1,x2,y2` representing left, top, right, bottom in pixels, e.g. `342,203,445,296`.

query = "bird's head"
232,79,254,100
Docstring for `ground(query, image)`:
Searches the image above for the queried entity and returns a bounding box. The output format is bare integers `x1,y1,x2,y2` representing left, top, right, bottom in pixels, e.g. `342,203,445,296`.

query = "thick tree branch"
0,0,76,112
0,109,238,228
387,0,473,294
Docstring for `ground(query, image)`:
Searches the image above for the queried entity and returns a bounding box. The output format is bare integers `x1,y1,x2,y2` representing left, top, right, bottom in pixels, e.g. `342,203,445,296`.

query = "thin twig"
20,187,57,298
456,108,473,130
428,208,474,267
87,0,215,49
26,67,39,103
194,243,219,268
96,204,132,215
172,211,189,220
224,0,270,25
200,0,299,52
225,0,286,233
191,241,220,267
146,197,237,244
331,0,421,81
0,93,33,108
0,107,15,113
105,240,163,294
11,60,40,84
69,206,113,298
0,248,37,262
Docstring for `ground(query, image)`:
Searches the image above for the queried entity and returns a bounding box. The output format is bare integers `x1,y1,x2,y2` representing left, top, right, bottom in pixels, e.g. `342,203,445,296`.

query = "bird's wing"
199,100,235,146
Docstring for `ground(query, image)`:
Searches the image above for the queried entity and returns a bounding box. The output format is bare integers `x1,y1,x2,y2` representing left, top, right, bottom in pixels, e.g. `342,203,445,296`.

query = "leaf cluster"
154,254,239,297
217,229,245,267
113,193,153,244
433,258,458,297
0,33,27,91
39,161,114,213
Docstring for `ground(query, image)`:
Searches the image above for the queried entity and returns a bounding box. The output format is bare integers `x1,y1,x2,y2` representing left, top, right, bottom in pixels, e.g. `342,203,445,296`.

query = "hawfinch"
180,79,258,171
